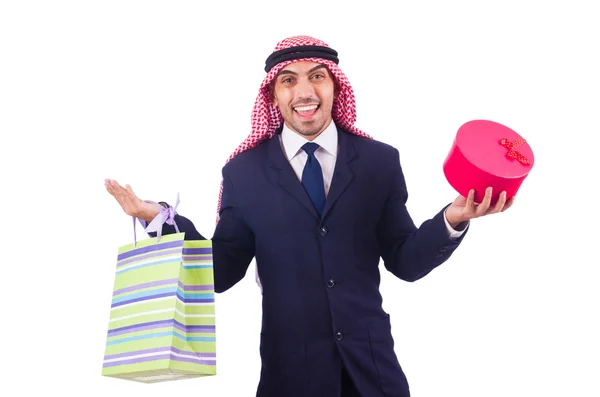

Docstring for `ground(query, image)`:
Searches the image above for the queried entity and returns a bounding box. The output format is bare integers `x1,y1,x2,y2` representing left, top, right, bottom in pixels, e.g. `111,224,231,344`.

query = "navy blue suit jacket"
154,125,467,396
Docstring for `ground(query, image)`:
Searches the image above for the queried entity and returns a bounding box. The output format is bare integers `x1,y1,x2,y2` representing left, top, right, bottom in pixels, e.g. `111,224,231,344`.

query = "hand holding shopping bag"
101,190,216,383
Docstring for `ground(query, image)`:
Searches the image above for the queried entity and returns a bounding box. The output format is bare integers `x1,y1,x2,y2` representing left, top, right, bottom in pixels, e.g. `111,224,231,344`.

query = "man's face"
271,61,336,139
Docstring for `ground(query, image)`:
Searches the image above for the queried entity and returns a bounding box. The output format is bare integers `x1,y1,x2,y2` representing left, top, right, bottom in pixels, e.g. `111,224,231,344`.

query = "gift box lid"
456,119,534,177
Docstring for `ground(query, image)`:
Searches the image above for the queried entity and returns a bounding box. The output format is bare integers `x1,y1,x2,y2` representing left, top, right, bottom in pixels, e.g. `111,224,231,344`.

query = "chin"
295,126,322,137
300,131,320,137
292,121,323,136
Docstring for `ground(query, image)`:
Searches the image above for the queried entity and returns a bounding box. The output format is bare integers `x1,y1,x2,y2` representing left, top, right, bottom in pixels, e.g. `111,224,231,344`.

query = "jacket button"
319,226,328,236
326,279,335,288
335,331,343,340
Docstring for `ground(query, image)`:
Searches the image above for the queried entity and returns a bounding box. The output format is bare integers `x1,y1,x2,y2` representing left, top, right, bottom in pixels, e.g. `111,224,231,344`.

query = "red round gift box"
443,119,534,205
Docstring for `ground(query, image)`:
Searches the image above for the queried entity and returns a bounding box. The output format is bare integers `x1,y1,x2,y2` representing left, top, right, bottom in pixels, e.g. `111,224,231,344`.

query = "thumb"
125,184,136,197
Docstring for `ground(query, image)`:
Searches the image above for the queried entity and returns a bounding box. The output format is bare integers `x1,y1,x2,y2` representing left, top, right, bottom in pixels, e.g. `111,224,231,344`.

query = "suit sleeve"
376,148,467,282
142,169,255,293
211,167,256,293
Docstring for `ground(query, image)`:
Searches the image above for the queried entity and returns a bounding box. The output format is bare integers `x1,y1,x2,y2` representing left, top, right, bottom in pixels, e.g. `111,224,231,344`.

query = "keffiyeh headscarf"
216,35,372,219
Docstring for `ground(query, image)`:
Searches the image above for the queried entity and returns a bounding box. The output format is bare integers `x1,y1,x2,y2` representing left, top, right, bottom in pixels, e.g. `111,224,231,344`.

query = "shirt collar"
280,120,338,161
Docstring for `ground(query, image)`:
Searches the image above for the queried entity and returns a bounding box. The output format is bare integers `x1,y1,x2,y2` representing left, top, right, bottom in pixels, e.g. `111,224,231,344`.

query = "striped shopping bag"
101,230,216,383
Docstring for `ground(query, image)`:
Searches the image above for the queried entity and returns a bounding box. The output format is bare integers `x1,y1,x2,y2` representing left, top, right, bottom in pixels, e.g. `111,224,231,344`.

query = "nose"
295,77,316,100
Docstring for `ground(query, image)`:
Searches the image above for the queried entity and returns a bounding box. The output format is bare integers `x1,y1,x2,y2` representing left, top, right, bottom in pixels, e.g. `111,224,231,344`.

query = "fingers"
456,186,516,221
465,189,476,212
475,187,493,216
478,188,513,216
488,191,507,214
106,180,129,202
105,179,134,200
104,179,142,216
105,179,126,203
105,179,124,194
501,196,516,212
125,184,139,202
105,179,118,196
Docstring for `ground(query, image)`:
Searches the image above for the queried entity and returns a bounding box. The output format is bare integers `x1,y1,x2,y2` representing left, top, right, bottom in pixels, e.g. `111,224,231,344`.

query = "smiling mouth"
294,104,319,117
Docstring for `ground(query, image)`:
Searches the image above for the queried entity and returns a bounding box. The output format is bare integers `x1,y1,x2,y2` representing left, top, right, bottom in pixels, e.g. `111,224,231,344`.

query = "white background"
1,1,598,396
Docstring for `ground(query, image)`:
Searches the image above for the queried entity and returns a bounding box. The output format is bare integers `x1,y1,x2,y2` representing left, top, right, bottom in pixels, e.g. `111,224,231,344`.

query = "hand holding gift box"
441,119,534,227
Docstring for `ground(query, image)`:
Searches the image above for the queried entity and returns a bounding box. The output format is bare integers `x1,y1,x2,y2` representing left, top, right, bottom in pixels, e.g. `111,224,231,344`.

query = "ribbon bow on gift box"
499,137,531,165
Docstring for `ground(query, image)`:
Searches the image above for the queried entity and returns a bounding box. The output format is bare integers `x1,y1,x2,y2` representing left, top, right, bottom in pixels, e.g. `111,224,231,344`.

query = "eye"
311,73,325,80
280,76,294,84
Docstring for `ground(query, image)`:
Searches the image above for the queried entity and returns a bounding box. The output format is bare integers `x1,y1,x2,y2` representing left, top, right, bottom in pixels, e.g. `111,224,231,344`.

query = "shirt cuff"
443,210,469,240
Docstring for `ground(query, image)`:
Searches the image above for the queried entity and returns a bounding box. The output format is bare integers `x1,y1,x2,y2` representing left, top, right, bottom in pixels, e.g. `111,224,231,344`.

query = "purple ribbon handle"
132,193,180,246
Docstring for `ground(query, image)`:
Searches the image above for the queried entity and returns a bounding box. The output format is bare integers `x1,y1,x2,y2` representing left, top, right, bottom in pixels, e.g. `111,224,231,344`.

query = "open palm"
105,179,161,222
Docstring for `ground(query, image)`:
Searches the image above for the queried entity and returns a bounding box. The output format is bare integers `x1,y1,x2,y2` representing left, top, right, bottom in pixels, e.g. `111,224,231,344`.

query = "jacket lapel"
267,127,320,221
266,125,357,222
322,127,356,220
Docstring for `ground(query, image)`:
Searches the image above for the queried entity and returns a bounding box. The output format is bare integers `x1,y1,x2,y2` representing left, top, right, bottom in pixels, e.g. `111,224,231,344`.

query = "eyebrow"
276,64,327,77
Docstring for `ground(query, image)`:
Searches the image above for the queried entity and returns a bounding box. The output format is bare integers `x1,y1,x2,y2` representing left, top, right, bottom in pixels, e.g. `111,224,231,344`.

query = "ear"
268,82,278,107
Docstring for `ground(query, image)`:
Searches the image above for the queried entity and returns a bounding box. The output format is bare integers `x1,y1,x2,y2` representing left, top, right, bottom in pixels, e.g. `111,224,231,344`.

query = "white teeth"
294,105,318,112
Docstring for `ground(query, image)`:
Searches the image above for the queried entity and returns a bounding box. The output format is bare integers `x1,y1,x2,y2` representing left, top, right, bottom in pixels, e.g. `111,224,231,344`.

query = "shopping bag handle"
133,192,181,246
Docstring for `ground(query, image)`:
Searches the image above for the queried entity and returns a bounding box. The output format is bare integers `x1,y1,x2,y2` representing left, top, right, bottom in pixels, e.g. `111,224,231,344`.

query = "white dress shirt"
254,120,468,289
280,119,339,196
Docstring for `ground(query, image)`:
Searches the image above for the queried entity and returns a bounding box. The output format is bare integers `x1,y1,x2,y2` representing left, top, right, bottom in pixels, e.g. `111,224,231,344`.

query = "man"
106,35,514,397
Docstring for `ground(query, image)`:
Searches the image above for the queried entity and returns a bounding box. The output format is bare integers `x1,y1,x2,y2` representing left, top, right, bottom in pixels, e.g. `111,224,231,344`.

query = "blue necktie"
301,142,326,216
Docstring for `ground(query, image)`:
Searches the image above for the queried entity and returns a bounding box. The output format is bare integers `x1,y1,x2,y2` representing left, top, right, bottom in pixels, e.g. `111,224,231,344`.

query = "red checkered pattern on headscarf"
216,35,372,219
